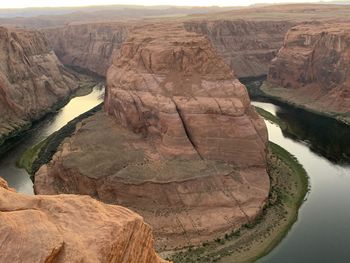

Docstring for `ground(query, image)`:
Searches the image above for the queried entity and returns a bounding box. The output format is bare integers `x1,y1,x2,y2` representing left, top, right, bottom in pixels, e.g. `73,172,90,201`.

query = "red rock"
0,26,79,145
44,23,128,76
0,177,167,263
184,20,293,78
35,23,269,250
265,22,350,120
105,23,268,167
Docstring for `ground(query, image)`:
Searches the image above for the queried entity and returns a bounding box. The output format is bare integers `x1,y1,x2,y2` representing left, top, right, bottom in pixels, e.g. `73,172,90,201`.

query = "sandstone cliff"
184,20,293,78
265,22,350,121
34,23,269,250
0,177,167,263
45,20,291,80
104,23,268,166
44,23,128,76
0,26,79,146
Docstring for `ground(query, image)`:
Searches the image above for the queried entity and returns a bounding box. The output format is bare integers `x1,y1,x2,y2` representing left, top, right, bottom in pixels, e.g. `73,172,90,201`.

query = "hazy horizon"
0,0,341,9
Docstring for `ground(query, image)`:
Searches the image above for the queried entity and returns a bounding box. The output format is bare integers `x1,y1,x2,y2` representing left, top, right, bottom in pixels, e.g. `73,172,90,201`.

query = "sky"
0,0,330,9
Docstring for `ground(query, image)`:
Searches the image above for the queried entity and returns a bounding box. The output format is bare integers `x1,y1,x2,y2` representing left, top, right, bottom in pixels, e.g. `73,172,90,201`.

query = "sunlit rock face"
35,23,269,250
184,20,293,78
0,177,167,263
44,22,128,76
0,26,79,145
266,22,350,115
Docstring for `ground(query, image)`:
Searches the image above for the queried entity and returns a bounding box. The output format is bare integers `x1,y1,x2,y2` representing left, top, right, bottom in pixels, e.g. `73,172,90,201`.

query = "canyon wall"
44,19,292,79
44,23,128,76
184,20,293,78
0,26,79,146
34,23,269,250
0,177,167,263
265,22,350,120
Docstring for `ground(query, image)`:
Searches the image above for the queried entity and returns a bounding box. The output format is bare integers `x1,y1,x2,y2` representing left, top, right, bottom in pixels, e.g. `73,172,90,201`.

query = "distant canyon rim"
0,3,349,262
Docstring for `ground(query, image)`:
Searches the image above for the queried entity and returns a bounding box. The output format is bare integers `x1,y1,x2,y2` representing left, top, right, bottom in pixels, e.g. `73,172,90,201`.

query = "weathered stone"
35,23,269,250
265,22,350,117
44,23,128,76
0,26,79,144
0,177,167,263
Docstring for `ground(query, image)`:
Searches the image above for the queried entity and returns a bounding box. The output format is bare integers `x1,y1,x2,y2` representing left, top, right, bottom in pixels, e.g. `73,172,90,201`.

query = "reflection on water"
253,101,350,263
254,100,350,163
1,86,350,261
0,85,104,194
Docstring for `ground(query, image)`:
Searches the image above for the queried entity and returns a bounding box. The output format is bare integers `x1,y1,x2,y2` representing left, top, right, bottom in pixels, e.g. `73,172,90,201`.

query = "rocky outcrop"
184,20,293,78
44,23,128,76
104,23,268,167
35,23,269,250
265,22,350,121
0,177,167,263
0,26,79,146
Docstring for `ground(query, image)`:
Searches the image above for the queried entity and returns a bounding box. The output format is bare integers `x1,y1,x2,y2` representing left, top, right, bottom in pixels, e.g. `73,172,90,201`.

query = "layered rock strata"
184,20,293,78
0,26,79,146
35,24,269,250
44,23,128,76
265,22,350,121
45,20,291,79
0,177,167,263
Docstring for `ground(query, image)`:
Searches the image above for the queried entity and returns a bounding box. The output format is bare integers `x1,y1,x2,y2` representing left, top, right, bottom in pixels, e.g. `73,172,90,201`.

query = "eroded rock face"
266,22,350,117
0,26,78,145
35,24,269,250
184,20,293,78
44,23,128,76
105,24,268,166
0,177,167,263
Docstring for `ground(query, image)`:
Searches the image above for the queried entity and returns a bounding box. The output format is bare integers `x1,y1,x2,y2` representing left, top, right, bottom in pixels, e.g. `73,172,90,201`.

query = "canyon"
34,23,270,250
0,26,81,148
43,23,128,76
44,19,292,79
1,3,350,263
264,21,350,123
43,4,350,81
184,20,292,78
0,177,166,263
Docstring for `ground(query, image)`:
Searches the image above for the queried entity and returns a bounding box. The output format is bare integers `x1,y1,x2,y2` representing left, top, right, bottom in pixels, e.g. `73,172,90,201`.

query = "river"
1,85,350,262
0,85,104,194
253,101,350,263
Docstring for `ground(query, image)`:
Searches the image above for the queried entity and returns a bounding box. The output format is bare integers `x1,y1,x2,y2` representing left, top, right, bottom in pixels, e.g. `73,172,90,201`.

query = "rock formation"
42,4,350,80
0,26,79,146
0,177,167,263
44,23,128,76
34,23,269,250
265,22,350,122
45,20,291,80
184,20,293,78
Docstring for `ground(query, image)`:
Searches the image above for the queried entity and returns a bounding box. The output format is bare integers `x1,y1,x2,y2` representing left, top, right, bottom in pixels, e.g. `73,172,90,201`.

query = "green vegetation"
0,121,32,157
241,78,266,99
269,142,309,208
254,106,287,130
167,142,308,263
17,138,49,174
0,77,100,157
71,80,98,98
17,103,103,179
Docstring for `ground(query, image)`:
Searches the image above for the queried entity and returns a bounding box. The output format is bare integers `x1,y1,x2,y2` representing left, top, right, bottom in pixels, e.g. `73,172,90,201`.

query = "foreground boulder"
265,22,350,123
0,177,167,263
35,23,269,250
0,26,79,146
